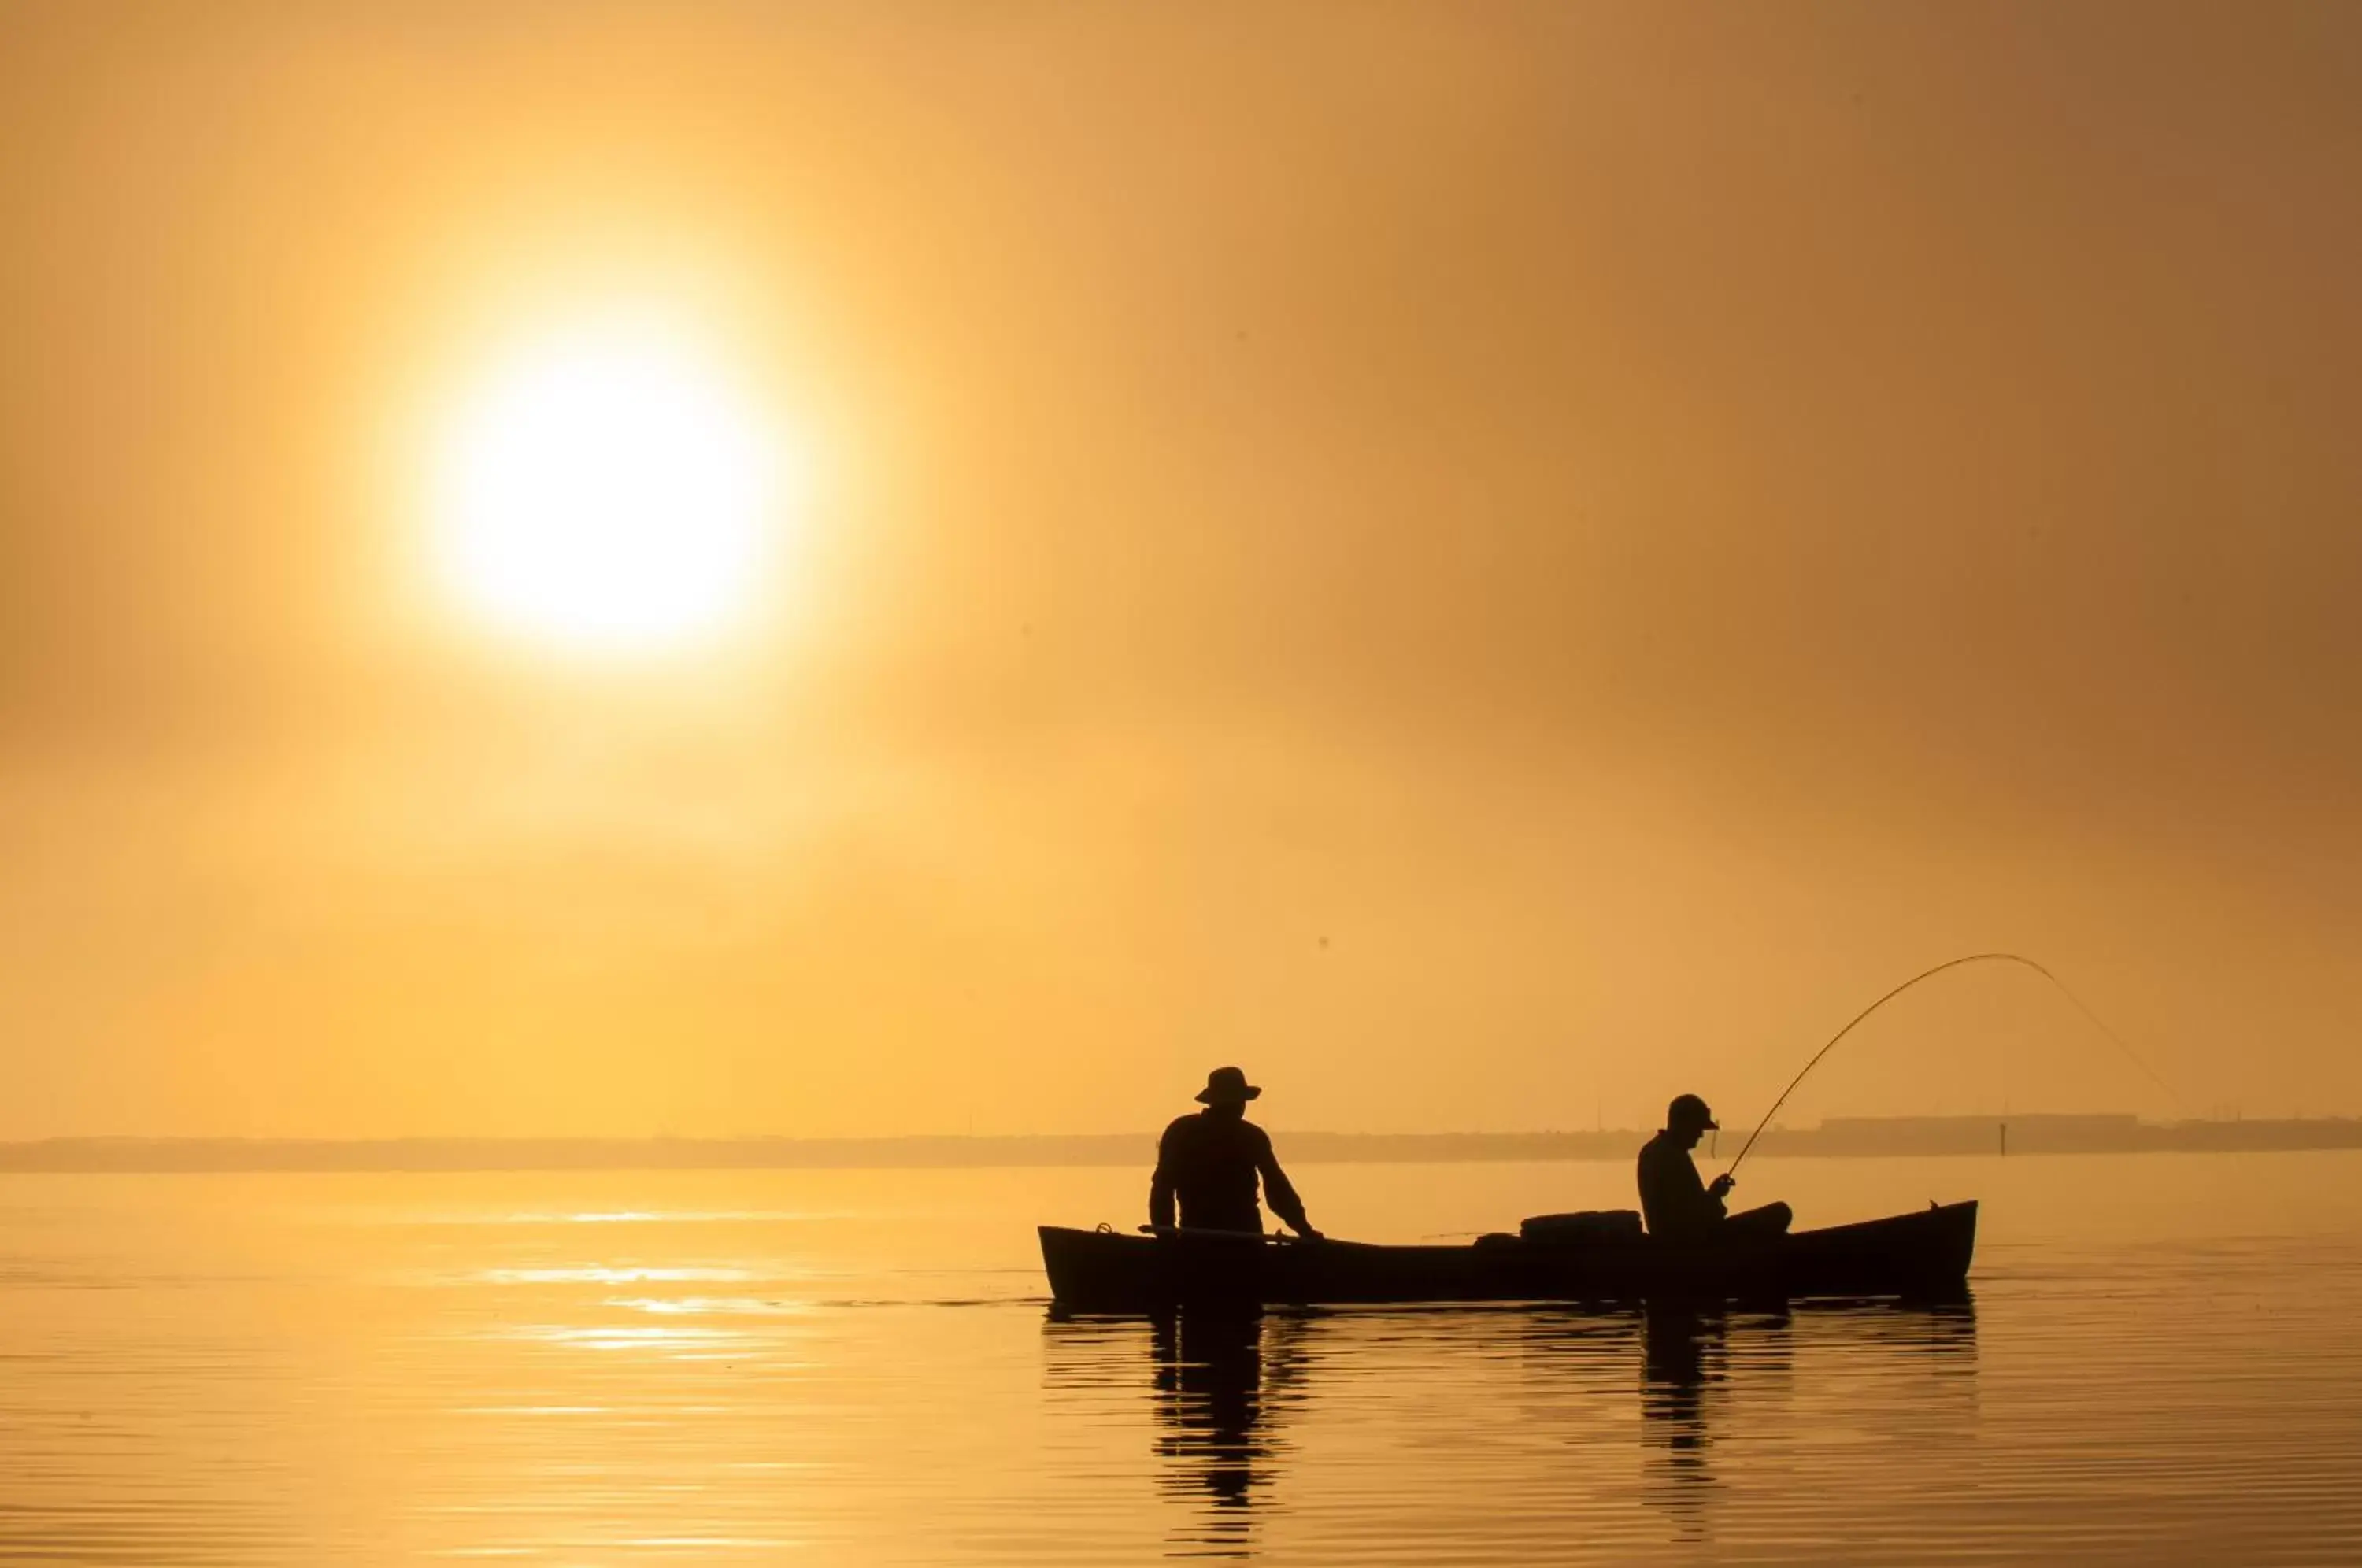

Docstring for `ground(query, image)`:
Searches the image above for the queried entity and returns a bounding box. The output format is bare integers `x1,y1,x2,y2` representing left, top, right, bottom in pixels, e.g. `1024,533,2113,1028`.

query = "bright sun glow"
430,320,781,654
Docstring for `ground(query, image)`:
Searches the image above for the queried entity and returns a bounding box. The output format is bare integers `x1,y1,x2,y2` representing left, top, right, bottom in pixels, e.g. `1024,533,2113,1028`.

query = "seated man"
1149,1067,1323,1239
1637,1093,1792,1241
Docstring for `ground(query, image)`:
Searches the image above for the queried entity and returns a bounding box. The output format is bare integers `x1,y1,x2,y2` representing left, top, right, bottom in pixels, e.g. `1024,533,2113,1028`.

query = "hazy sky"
2,2,2356,1139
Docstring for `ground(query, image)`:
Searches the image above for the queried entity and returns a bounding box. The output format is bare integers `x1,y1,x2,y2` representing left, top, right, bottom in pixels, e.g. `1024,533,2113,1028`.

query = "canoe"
1039,1200,1976,1313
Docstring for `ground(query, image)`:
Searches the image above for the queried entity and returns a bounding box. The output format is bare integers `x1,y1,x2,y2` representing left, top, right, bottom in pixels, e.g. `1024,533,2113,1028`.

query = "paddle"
1138,1224,1327,1244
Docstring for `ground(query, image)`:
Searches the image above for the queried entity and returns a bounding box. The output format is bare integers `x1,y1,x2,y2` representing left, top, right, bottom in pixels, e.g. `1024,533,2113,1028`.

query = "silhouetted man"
1150,1067,1323,1239
1637,1095,1792,1241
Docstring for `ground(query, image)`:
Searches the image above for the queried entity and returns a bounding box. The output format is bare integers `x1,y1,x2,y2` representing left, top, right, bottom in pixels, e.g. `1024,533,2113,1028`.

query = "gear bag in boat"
1517,1209,1646,1244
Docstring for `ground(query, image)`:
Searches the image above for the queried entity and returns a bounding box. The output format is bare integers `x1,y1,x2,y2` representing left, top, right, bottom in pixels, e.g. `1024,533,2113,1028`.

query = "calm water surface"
6,1153,2361,1565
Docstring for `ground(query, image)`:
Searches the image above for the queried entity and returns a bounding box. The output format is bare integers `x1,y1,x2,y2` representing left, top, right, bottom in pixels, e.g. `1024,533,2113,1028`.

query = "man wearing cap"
1637,1093,1792,1241
1149,1067,1324,1239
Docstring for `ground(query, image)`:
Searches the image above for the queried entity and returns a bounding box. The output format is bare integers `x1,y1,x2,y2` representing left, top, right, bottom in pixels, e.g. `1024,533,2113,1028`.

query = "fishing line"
1723,952,2182,1178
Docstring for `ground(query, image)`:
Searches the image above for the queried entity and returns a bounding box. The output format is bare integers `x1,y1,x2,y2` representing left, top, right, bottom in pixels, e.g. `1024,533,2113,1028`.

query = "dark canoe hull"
1040,1201,1976,1313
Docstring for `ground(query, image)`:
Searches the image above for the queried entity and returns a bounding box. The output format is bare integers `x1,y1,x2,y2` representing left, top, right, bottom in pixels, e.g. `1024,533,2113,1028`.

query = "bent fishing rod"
1723,951,2182,1179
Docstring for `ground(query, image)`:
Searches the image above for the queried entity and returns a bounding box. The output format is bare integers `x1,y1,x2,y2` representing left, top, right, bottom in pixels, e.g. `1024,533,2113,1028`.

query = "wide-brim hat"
1196,1067,1262,1104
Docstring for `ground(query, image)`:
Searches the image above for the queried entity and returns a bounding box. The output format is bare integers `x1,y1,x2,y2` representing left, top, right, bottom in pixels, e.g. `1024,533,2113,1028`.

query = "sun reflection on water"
496,1324,760,1357
482,1267,757,1285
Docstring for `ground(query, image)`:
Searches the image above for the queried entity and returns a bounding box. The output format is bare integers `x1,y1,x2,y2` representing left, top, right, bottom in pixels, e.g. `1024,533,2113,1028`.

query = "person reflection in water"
1641,1307,1727,1537
1150,1067,1323,1239
1152,1309,1291,1550
1638,1095,1792,1241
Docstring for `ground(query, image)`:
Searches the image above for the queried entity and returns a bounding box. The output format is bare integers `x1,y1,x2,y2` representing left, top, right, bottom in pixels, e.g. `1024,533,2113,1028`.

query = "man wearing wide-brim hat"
1637,1093,1792,1241
1149,1067,1323,1239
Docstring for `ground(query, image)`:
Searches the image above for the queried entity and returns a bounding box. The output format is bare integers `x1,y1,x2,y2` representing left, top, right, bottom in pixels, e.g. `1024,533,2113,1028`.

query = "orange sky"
2,2,2356,1139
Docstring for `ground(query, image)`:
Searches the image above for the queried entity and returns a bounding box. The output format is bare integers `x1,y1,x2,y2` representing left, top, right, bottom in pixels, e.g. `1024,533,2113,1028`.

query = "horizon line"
0,1110,2342,1145
3,1115,2357,1174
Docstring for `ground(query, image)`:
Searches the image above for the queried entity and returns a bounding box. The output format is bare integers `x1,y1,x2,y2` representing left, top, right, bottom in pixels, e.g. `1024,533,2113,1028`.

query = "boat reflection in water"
1046,1296,1977,1555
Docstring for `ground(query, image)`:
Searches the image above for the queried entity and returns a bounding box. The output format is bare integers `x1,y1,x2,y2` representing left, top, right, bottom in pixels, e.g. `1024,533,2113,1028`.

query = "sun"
429,319,782,655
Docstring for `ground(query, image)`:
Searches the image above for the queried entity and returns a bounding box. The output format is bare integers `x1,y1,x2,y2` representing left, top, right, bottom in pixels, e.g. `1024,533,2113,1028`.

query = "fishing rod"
1723,952,2182,1178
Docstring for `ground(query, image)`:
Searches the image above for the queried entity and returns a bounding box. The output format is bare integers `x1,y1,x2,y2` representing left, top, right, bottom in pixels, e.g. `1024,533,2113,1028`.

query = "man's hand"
1709,1174,1736,1200
1293,1223,1326,1242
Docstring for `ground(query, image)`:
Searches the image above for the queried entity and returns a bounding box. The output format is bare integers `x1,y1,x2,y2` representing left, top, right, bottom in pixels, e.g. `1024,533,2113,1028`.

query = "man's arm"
1255,1133,1321,1239
1148,1125,1178,1230
1686,1155,1728,1225
1642,1144,1722,1237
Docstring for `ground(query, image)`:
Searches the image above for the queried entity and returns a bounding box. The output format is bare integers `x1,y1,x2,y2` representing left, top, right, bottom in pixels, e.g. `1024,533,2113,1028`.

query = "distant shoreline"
2,1115,2358,1174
